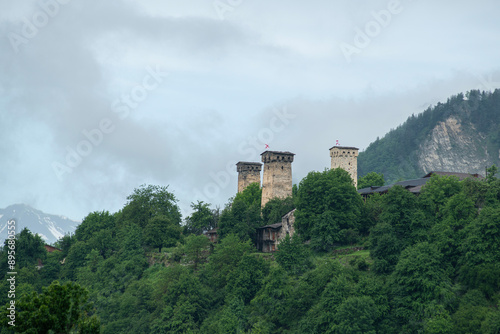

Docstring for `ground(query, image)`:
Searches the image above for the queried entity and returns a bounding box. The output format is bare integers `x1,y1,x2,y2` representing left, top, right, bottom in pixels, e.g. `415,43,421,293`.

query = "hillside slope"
358,89,500,184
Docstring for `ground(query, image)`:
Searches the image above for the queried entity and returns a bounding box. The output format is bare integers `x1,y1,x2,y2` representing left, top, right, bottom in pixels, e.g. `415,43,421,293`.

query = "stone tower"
329,146,359,188
236,162,262,193
261,151,295,207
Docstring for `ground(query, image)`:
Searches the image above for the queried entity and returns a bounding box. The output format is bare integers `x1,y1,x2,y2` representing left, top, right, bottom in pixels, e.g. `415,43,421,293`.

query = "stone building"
330,146,359,188
256,209,296,252
261,151,295,207
358,171,483,199
236,162,262,193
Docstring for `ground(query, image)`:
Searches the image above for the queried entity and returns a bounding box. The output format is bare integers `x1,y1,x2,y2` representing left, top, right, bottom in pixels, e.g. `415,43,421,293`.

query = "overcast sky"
1,0,499,222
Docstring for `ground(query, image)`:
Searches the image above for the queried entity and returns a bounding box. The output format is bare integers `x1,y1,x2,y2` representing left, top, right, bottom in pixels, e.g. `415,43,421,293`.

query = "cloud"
0,0,499,221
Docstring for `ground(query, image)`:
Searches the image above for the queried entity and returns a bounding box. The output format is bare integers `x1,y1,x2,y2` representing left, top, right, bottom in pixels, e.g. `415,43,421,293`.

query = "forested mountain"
1,169,499,333
359,89,500,184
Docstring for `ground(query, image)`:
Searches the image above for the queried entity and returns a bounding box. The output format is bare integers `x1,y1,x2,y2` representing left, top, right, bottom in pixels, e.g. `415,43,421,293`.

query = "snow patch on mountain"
0,204,78,244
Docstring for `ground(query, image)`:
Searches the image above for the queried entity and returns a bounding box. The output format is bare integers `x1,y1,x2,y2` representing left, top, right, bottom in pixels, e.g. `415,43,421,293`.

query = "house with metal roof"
357,171,483,198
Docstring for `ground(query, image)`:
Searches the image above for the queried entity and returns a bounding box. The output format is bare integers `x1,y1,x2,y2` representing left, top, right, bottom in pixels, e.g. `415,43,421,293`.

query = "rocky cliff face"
417,116,495,175
358,90,500,183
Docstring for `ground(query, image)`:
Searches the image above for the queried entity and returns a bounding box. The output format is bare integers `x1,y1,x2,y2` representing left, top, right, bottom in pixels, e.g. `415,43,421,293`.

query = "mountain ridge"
358,89,500,184
0,203,78,245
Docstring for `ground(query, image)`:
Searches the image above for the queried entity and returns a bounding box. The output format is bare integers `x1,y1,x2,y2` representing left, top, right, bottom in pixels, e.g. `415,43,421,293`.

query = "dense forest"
358,89,500,184
1,166,500,333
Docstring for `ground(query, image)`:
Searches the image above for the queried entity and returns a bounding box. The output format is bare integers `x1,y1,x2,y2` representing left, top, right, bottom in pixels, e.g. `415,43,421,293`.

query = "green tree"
118,185,183,250
294,168,363,251
359,192,384,235
430,192,477,269
303,273,356,333
2,281,100,333
204,234,254,289
481,309,500,334
486,164,498,183
369,222,402,274
144,215,181,252
250,267,291,329
55,233,75,258
261,196,294,226
286,260,343,327
119,184,182,228
452,290,491,334
358,172,384,189
184,201,217,235
379,185,421,242
459,205,500,296
62,240,90,280
217,297,246,333
390,242,454,330
226,254,270,304
73,211,118,260
218,183,262,242
1,228,46,270
424,311,454,334
75,211,115,243
182,234,210,270
334,296,379,334
462,176,489,208
275,234,312,275
234,182,261,207
151,265,211,333
419,174,462,219
485,165,500,205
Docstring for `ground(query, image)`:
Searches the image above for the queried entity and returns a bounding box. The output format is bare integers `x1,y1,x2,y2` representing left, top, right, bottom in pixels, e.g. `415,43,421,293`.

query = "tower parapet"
329,146,359,187
261,151,295,207
236,162,262,193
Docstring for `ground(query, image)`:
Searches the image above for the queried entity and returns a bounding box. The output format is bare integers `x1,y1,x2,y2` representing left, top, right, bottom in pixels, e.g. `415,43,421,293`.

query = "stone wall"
278,209,296,242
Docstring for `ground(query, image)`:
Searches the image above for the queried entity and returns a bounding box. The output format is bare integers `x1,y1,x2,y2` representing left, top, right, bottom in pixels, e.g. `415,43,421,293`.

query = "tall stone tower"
236,162,262,193
329,146,359,188
261,151,295,207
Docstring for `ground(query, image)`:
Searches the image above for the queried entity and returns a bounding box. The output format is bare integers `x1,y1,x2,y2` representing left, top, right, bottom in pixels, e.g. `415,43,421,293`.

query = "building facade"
255,209,296,252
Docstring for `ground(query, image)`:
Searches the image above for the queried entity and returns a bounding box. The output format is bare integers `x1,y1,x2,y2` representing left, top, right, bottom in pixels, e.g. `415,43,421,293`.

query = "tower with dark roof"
261,151,295,207
236,162,262,193
329,146,359,188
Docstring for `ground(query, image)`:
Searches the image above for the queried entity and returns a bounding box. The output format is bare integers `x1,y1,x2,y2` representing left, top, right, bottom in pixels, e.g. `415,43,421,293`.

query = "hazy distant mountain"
359,89,500,184
0,204,78,245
